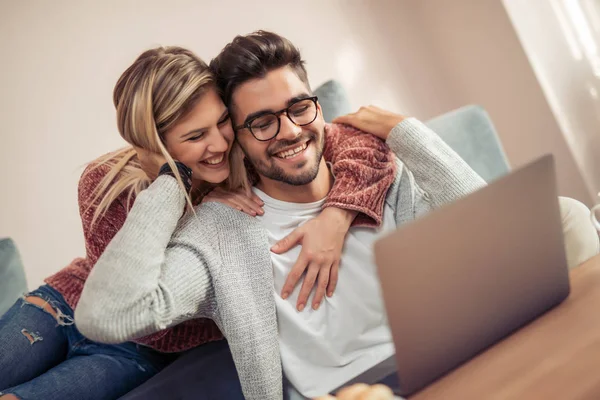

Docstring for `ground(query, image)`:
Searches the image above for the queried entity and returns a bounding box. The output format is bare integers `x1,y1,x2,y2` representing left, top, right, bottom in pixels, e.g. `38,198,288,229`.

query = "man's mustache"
267,132,317,156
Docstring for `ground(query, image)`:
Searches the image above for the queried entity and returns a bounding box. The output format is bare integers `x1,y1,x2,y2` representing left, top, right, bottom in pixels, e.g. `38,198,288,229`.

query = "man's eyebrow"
243,93,312,124
244,109,272,125
286,94,311,107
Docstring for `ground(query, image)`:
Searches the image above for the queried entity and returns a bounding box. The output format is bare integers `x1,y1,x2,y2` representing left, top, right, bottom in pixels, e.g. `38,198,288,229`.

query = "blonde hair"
87,46,249,228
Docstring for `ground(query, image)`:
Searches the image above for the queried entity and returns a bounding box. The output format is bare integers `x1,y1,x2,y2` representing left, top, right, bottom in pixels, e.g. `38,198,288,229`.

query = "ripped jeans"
0,285,172,400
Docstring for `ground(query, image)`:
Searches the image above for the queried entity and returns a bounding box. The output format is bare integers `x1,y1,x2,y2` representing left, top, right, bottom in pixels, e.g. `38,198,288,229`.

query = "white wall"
353,0,593,205
504,0,600,203
0,0,593,288
406,0,593,205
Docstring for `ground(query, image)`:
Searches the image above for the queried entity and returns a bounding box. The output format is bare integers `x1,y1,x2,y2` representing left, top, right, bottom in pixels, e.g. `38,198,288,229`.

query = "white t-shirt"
253,187,397,398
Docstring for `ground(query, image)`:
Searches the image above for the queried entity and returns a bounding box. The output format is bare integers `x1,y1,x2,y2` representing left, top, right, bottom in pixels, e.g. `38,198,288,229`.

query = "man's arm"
333,107,485,213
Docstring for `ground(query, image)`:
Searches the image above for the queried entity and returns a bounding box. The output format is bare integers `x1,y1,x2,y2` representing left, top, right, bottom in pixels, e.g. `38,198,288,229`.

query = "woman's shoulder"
78,162,112,194
77,149,140,210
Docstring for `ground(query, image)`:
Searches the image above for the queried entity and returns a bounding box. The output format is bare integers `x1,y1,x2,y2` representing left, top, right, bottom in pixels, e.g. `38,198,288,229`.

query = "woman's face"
163,88,234,185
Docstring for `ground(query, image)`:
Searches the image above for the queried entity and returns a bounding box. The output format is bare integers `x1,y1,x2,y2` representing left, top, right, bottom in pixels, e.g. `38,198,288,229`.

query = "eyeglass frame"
233,96,319,142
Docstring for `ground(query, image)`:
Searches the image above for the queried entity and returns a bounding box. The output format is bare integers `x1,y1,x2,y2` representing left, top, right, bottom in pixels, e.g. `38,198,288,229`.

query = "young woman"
0,47,396,400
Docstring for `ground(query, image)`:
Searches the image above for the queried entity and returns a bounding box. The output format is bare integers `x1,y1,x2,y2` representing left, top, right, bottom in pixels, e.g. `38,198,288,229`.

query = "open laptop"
373,154,570,397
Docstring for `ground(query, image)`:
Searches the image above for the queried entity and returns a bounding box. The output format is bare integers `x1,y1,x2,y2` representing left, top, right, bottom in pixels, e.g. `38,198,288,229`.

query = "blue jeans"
0,285,172,400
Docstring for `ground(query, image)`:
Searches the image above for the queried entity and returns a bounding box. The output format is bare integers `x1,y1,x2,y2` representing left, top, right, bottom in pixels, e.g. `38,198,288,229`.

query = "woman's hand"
134,146,167,180
332,106,407,141
271,207,356,311
314,383,395,400
202,187,264,217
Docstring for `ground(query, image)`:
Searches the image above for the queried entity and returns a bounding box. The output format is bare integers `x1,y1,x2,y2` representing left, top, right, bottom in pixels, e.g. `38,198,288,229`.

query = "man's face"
231,66,326,186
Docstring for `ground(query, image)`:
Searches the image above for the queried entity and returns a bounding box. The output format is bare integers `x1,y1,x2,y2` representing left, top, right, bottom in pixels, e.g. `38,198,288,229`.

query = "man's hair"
210,30,310,108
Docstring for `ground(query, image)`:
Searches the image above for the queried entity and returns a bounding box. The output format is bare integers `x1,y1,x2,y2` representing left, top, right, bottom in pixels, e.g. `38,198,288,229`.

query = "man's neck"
256,159,332,203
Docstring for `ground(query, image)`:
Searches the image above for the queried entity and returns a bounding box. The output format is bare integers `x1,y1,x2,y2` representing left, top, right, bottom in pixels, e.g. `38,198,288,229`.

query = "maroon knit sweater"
45,124,396,353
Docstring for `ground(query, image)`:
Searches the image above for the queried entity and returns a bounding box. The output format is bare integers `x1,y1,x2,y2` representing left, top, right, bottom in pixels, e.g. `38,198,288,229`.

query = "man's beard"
244,130,324,186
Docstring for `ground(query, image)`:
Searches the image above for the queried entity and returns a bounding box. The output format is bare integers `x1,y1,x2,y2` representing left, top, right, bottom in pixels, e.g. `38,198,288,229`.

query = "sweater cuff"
323,156,395,228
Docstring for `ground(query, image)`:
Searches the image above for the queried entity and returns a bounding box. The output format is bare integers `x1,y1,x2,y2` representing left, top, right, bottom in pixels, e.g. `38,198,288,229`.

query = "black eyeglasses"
234,96,319,141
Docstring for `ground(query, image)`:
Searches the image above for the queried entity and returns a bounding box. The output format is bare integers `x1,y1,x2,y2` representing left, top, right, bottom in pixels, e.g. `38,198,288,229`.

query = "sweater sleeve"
386,118,486,208
323,123,396,227
76,163,175,343
75,175,218,344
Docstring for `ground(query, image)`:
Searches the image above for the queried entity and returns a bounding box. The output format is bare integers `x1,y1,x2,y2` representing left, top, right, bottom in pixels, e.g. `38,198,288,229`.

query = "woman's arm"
75,175,219,344
76,161,179,343
322,123,397,226
386,118,486,206
333,106,486,207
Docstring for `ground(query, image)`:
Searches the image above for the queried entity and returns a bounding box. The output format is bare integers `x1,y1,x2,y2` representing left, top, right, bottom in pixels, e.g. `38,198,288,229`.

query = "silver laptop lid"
374,155,569,396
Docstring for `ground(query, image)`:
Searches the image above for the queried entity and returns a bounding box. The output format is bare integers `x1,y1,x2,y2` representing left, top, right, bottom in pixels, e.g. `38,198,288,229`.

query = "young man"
211,31,599,397
209,31,484,399
77,32,599,400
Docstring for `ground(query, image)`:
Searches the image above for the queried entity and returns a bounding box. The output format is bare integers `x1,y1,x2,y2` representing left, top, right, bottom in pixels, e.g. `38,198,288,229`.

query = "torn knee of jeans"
21,329,43,345
21,295,75,326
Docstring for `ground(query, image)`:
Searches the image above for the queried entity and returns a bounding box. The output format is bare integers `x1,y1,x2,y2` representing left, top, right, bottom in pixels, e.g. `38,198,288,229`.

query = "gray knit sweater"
75,118,485,400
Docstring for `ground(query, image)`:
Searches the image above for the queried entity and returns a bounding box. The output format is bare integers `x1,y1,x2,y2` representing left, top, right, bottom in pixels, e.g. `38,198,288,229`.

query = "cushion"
0,238,27,316
425,105,510,182
314,80,352,123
